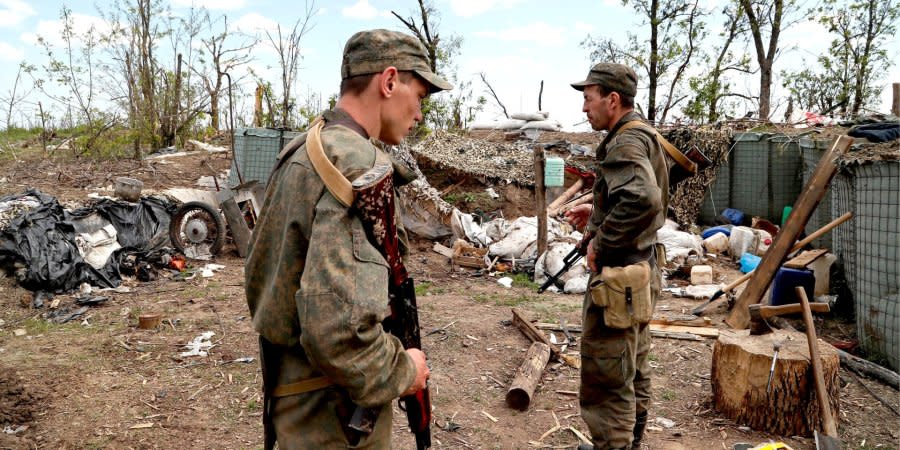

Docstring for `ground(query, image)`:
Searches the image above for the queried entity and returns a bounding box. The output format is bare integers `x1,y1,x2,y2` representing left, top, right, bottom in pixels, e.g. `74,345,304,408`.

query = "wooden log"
727,136,853,329
511,308,560,360
220,197,251,257
546,178,584,212
711,329,840,436
534,146,547,258
837,348,900,390
506,341,552,410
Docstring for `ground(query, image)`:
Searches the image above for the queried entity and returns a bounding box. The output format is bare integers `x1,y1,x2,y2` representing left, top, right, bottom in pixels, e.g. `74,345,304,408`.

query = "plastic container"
739,253,761,273
781,206,792,226
729,226,759,260
701,225,732,239
770,267,816,306
544,157,565,187
721,208,745,225
703,232,729,254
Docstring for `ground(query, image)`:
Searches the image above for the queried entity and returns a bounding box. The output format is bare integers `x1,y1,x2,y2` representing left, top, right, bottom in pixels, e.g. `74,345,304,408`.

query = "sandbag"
511,112,546,121
520,120,562,131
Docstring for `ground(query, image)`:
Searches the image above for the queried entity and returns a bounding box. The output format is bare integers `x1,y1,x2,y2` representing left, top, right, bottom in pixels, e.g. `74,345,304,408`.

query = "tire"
168,201,226,258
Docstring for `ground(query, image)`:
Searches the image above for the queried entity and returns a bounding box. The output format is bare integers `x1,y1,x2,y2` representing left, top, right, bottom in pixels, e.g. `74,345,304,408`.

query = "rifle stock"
351,158,431,449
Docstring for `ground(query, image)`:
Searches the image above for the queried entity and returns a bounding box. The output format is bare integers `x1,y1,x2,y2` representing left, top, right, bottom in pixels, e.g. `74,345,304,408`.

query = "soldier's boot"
631,411,649,449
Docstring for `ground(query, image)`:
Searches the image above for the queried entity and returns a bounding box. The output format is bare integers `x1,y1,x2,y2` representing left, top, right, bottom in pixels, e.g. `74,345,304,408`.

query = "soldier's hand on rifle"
564,204,592,231
586,240,599,273
402,348,429,396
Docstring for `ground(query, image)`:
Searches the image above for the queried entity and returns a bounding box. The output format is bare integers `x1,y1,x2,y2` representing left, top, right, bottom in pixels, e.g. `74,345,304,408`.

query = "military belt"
272,376,334,397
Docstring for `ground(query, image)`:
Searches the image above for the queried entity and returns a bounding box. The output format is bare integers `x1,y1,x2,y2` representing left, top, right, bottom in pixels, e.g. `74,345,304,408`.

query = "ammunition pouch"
589,261,652,329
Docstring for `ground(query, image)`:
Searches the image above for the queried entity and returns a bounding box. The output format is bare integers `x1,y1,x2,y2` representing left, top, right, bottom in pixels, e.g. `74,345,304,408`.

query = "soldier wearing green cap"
245,29,451,449
565,62,668,450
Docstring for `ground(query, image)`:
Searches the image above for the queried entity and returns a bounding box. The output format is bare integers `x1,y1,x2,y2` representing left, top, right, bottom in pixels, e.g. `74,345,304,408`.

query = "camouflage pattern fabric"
245,108,416,448
580,111,668,449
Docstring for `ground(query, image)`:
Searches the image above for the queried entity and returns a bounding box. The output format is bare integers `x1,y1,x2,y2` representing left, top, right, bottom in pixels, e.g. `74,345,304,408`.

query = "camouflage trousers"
579,260,661,450
269,345,394,449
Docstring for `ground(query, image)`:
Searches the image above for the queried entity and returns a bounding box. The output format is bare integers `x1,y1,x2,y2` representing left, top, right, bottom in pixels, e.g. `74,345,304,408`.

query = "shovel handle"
797,286,838,437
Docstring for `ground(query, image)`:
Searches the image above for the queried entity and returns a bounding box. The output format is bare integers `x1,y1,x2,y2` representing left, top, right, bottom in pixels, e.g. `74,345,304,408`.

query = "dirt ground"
0,142,898,450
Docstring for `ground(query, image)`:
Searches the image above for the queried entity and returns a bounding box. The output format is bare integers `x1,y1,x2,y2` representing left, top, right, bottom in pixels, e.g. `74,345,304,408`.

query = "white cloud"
0,0,34,28
0,40,23,60
574,21,594,33
341,0,385,20
21,13,110,48
448,0,527,18
473,22,568,47
171,0,246,10
232,12,280,35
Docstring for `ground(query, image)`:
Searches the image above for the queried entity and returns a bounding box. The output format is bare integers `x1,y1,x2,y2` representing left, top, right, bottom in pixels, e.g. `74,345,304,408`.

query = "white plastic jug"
729,226,759,261
703,232,729,254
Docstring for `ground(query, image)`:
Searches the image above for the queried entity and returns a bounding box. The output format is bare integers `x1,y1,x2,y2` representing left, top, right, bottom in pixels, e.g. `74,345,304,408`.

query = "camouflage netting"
662,127,734,226
407,128,736,227
408,130,537,185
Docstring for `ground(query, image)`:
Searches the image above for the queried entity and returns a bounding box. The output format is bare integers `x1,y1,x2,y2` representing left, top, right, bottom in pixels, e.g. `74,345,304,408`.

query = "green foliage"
510,273,540,291
660,389,677,401
414,281,433,296
783,0,899,116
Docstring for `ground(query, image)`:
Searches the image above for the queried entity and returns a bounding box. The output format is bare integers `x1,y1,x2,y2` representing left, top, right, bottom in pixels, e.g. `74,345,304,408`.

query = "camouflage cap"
570,62,638,97
341,29,453,93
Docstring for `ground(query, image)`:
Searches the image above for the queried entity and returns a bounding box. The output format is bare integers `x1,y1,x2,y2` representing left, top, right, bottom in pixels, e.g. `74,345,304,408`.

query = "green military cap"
341,29,453,93
570,62,637,97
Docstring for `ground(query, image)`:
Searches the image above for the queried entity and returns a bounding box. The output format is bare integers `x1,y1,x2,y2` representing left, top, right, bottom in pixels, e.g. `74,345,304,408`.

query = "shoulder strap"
305,117,355,207
617,121,697,175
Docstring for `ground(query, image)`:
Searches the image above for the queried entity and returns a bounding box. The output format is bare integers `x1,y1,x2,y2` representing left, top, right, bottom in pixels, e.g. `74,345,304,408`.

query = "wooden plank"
727,136,853,329
784,249,829,269
432,243,454,258
511,308,560,360
650,323,719,338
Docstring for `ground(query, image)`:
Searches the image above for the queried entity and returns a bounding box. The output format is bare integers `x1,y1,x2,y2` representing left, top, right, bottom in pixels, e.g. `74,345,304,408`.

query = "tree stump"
711,329,840,437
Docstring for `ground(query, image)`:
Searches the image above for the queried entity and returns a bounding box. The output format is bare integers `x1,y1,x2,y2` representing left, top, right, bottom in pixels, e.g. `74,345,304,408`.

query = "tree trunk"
758,63,772,120
647,0,659,123
506,342,551,410
711,329,840,437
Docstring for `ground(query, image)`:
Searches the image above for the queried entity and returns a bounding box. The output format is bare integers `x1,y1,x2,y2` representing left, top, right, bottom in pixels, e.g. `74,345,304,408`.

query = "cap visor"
570,80,593,91
414,69,453,93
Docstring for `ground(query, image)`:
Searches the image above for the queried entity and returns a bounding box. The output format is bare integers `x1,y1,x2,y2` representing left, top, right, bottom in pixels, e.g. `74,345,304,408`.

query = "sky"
0,0,897,132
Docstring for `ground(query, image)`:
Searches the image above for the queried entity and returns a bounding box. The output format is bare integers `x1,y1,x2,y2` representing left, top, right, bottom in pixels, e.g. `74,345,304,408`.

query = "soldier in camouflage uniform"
244,29,451,449
565,63,669,450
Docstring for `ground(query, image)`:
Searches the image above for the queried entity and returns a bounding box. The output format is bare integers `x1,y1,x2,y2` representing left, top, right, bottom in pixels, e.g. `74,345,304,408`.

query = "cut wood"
784,249,829,269
711,329,840,436
511,308,560,360
432,243,454,258
506,342,552,411
546,178,584,212
728,136,853,329
650,330,703,341
837,348,900,390
651,324,718,338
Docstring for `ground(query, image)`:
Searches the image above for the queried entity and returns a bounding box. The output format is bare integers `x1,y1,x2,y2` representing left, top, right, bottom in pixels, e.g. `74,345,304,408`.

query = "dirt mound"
0,368,40,426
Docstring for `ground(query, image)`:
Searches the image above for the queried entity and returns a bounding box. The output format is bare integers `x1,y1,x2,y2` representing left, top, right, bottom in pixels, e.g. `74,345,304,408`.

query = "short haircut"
596,84,635,109
339,71,418,97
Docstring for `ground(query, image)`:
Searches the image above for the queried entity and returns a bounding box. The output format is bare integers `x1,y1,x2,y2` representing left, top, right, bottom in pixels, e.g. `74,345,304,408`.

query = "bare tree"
478,72,509,119
684,3,755,123
739,0,800,120
583,0,707,123
264,1,316,128
192,15,256,131
819,0,899,115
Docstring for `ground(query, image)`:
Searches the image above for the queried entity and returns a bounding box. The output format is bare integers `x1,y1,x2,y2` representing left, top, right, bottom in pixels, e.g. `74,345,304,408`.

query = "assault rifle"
538,231,595,294
350,158,431,450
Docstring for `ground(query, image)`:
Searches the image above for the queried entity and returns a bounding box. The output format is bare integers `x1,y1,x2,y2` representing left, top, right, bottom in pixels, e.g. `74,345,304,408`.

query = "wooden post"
254,84,264,127
797,286,839,438
727,136,853,329
220,197,252,257
893,83,900,117
534,145,547,258
506,341,551,410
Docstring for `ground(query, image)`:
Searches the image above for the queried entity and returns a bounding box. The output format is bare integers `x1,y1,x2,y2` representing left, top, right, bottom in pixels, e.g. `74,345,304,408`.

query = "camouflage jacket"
245,108,416,408
587,111,669,267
